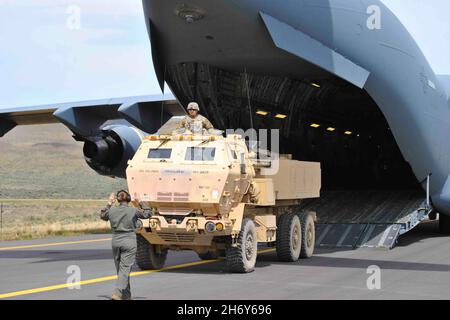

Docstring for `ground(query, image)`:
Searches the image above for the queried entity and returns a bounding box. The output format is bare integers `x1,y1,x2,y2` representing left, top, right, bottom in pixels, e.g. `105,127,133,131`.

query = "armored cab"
126,126,321,273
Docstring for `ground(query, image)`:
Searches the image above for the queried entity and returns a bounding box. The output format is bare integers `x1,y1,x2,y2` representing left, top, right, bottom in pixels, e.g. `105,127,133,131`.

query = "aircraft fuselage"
143,0,450,215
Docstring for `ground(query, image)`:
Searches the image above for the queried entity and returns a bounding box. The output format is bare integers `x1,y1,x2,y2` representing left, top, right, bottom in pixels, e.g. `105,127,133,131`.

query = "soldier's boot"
111,294,122,300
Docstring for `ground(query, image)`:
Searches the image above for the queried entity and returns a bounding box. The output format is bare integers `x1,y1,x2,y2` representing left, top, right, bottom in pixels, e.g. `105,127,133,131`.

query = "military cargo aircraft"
1,1,450,248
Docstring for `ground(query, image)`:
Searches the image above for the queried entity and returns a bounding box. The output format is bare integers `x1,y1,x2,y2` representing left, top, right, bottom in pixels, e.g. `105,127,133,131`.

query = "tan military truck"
126,122,321,273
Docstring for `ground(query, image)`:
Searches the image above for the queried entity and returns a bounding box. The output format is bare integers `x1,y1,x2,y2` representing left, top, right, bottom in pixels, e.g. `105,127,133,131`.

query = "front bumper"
138,216,234,246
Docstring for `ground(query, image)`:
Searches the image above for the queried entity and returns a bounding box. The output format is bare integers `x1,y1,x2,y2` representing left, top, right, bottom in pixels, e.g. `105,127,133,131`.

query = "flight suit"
177,114,214,135
100,202,151,299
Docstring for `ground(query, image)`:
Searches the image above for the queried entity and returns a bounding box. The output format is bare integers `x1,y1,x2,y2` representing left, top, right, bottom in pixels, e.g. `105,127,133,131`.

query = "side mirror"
240,153,246,175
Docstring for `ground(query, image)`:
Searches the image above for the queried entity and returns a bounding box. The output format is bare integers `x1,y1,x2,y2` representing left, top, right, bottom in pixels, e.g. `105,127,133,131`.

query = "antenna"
160,65,167,128
244,68,257,153
244,68,254,130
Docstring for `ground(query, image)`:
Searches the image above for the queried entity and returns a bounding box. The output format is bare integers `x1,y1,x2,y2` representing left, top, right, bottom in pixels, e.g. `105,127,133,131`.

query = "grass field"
0,199,112,241
0,124,127,199
0,124,128,240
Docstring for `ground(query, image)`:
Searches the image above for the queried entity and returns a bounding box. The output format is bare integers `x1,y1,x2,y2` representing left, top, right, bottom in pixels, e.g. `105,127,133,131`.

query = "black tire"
197,251,220,260
276,213,302,262
225,218,258,273
439,213,450,234
298,212,315,259
136,234,167,270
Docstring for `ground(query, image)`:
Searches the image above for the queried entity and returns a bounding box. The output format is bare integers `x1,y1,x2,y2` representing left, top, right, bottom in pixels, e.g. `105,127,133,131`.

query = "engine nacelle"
82,125,146,178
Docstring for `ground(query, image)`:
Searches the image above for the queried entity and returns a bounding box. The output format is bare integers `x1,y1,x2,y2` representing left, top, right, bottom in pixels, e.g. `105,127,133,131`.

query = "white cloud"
0,0,160,108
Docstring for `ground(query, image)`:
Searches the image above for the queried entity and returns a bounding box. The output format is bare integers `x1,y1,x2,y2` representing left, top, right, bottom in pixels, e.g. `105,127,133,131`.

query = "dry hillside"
0,123,127,199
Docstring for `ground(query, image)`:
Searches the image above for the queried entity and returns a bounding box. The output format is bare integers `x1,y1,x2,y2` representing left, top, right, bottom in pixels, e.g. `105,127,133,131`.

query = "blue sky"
0,0,449,109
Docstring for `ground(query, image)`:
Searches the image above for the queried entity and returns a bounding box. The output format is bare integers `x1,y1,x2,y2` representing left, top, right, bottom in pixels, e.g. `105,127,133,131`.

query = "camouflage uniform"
177,114,214,135
100,202,152,300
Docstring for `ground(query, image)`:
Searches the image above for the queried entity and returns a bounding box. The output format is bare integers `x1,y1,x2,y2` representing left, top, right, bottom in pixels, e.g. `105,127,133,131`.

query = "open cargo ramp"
299,190,432,249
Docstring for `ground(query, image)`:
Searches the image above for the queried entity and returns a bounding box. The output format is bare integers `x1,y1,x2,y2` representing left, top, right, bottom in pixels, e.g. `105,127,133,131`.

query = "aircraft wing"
0,93,184,137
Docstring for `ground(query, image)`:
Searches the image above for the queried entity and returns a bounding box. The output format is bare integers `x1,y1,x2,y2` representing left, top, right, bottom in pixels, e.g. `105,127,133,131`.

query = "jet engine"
81,124,146,178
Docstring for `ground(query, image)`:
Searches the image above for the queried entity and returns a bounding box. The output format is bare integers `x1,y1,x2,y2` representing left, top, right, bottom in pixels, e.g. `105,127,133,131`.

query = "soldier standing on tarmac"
100,190,152,300
176,102,215,135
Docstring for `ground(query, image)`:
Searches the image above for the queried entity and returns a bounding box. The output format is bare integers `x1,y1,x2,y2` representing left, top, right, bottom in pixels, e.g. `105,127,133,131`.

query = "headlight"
215,223,224,231
205,221,216,233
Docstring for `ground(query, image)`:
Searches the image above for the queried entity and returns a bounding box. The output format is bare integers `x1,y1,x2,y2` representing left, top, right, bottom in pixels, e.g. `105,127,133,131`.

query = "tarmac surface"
0,220,449,300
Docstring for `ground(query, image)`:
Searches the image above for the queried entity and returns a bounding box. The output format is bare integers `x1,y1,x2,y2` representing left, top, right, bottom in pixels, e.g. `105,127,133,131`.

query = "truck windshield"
185,147,216,161
148,148,172,159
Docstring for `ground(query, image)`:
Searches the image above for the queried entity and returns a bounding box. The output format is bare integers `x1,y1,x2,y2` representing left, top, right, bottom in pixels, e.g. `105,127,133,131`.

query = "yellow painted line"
0,275,117,299
0,238,112,251
0,259,217,299
0,248,276,299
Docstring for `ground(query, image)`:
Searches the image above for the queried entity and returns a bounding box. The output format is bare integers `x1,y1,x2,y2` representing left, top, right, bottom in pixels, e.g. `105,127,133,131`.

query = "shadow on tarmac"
96,295,148,300
396,220,445,247
1,221,448,275
0,249,112,263
159,250,450,275
160,220,450,275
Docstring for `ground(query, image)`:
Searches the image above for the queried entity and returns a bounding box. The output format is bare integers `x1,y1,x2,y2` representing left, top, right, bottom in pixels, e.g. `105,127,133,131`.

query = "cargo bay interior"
166,63,426,249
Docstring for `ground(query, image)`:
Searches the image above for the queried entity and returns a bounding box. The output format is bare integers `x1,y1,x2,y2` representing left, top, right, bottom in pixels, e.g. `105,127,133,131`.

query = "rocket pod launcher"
126,121,321,273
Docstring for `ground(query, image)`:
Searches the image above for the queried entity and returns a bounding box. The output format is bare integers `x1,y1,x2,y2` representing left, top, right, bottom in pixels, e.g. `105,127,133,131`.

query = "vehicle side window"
185,147,216,161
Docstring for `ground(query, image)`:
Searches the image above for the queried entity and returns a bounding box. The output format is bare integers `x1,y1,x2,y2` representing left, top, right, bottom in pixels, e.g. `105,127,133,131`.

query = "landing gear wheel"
197,251,220,260
136,234,168,270
298,212,315,259
439,213,450,234
276,213,302,262
225,218,258,273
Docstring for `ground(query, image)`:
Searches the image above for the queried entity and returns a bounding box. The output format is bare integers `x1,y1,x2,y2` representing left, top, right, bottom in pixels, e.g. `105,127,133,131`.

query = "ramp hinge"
426,173,432,210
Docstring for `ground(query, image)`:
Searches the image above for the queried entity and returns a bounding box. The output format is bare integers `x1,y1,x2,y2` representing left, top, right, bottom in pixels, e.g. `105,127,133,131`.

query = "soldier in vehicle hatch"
100,190,152,300
176,102,215,135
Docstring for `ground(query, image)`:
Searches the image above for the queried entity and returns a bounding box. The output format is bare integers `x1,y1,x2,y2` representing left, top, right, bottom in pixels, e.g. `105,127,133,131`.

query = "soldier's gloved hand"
108,192,116,206
134,219,144,232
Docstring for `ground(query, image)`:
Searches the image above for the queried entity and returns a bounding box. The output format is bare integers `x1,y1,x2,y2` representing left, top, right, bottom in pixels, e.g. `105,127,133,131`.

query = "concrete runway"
0,221,449,300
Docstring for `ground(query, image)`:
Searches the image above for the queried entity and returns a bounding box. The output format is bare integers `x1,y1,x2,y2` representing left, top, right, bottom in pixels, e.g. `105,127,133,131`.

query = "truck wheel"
197,251,219,260
439,213,450,234
225,218,258,273
136,234,167,270
276,213,302,262
298,212,315,258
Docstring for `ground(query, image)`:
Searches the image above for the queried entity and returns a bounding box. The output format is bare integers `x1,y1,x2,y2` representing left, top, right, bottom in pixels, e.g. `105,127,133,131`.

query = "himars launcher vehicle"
1,1,450,249
127,121,320,272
